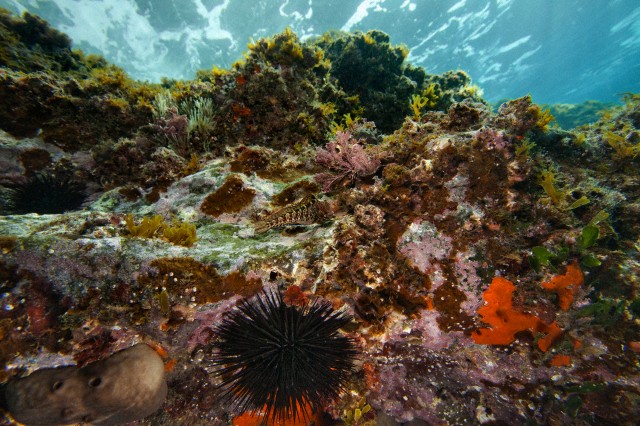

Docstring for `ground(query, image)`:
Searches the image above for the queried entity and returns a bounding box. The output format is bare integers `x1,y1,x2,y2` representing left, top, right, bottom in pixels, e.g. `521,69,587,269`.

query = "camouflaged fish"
254,194,330,233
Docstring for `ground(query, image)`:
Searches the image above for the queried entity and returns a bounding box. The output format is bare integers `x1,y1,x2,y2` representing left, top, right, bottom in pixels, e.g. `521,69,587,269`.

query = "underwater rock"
2,343,167,426
1,9,639,424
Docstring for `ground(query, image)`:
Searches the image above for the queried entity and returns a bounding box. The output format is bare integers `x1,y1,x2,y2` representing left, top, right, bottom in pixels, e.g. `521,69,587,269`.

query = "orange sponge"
550,354,572,367
472,276,562,352
542,262,584,310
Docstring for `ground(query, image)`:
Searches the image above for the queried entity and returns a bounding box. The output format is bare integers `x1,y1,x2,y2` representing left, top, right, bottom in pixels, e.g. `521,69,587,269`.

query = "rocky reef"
1,8,639,426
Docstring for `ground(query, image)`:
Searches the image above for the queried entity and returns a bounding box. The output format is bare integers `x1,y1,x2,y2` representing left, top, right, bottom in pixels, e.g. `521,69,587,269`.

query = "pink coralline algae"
315,131,381,191
454,249,484,315
475,127,508,152
385,309,463,352
372,362,438,423
397,220,453,289
186,296,241,352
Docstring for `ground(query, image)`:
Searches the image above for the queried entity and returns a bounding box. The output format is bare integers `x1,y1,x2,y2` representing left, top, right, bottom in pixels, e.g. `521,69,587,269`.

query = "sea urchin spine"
210,289,357,422
3,172,86,214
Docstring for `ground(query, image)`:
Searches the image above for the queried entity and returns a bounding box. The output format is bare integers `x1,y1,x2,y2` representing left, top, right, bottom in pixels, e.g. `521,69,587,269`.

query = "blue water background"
1,0,638,104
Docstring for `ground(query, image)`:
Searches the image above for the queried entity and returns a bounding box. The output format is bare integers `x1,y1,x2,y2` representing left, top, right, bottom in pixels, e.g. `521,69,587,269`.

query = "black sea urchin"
4,172,86,214
211,290,357,422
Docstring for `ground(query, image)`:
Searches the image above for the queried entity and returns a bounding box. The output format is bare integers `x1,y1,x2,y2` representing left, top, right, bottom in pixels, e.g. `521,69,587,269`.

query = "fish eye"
88,377,102,387
51,381,64,391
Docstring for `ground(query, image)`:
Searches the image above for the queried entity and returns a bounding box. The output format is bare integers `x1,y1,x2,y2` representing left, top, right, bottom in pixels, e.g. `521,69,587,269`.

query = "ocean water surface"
2,0,639,103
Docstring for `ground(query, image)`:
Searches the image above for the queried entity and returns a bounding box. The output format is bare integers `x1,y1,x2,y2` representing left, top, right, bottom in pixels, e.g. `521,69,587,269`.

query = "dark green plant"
528,245,568,273
629,299,640,318
310,30,417,133
530,210,609,272
578,299,625,328
577,224,599,249
563,382,606,417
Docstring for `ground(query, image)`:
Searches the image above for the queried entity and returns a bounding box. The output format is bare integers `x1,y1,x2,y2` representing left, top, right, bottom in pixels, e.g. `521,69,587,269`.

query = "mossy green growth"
587,209,609,227
535,108,555,130
343,396,372,426
310,29,418,133
575,210,609,267
125,214,164,238
247,26,327,71
0,8,79,73
515,138,536,158
529,209,608,272
162,220,198,247
83,64,162,111
420,83,439,109
422,70,486,112
578,299,625,328
567,195,590,210
563,382,607,417
544,100,614,129
538,169,590,211
125,214,197,247
0,8,158,100
629,299,640,318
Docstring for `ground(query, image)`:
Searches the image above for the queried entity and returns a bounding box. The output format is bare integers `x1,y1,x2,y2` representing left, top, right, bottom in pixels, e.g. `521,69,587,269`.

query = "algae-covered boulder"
311,30,416,133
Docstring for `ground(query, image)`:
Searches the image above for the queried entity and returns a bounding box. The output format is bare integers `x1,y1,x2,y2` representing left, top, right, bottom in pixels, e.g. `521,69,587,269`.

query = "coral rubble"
0,9,639,425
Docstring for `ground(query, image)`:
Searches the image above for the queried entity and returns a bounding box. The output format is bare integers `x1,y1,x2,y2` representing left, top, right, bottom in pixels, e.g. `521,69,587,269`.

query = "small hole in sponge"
51,381,64,391
88,377,102,387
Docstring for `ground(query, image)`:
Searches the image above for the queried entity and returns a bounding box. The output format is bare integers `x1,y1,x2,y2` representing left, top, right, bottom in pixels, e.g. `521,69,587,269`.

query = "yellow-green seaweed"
125,214,197,247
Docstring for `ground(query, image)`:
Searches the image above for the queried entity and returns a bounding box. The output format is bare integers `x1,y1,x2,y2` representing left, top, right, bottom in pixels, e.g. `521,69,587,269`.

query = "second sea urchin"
3,172,86,214
210,289,357,422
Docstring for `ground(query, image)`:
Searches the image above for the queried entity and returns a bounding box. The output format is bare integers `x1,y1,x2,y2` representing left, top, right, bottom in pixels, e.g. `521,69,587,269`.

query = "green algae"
196,221,330,271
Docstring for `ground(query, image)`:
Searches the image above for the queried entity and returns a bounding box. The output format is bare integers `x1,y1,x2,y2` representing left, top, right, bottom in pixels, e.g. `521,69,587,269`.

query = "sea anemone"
3,172,86,214
210,290,357,422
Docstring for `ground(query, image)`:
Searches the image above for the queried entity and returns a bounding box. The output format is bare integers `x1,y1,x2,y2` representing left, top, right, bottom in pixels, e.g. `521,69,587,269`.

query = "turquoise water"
1,0,638,103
